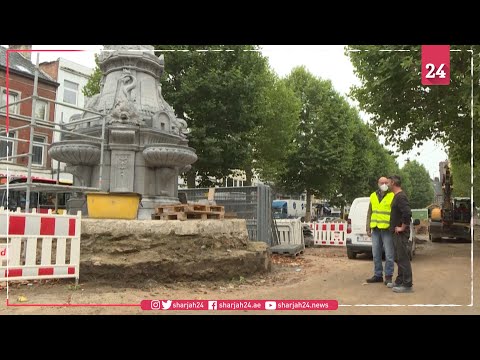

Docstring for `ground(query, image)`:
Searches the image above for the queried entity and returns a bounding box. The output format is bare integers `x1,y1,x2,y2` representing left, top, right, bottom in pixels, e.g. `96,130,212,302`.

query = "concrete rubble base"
80,219,271,283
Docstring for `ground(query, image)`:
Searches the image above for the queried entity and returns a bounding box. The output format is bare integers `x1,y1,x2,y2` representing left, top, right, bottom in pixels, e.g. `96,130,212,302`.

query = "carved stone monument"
49,45,197,219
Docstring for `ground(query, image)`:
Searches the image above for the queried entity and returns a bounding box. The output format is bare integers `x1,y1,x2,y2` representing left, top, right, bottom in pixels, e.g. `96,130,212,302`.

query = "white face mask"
379,184,389,192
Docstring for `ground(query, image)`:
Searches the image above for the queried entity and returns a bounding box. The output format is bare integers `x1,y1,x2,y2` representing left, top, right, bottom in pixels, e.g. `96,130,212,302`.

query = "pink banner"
140,299,338,311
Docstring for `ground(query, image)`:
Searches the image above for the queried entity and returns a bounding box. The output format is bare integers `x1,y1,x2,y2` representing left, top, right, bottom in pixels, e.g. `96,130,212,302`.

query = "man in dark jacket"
387,175,413,293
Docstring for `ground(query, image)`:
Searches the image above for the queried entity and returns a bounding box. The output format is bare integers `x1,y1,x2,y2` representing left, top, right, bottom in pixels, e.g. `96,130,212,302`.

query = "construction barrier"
274,219,304,246
305,222,347,247
0,207,82,283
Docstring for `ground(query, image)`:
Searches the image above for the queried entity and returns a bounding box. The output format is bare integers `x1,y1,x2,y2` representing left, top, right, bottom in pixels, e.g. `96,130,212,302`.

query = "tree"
326,111,401,217
248,75,301,185
280,66,354,222
450,159,478,200
155,45,272,187
334,116,400,202
82,54,102,98
346,45,479,166
399,160,435,208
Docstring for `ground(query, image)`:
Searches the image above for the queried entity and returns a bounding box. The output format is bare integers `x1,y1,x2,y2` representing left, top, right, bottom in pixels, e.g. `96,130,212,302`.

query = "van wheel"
347,249,357,259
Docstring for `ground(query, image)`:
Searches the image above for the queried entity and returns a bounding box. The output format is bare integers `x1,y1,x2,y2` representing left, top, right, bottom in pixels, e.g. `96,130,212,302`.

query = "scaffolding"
0,53,106,213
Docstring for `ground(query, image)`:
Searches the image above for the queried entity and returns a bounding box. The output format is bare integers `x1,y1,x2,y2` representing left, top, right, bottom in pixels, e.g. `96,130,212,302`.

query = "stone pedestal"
79,219,272,282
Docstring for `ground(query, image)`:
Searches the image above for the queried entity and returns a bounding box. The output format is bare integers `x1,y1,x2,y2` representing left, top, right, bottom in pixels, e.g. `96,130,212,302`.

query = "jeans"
371,228,394,278
393,231,413,287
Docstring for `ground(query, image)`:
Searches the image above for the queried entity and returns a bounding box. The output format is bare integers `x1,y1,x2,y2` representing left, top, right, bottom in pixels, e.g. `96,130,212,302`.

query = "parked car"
345,197,420,260
318,216,343,223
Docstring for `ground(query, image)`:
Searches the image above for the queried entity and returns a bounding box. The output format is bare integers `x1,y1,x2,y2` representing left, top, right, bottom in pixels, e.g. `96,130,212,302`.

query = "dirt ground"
1,231,478,315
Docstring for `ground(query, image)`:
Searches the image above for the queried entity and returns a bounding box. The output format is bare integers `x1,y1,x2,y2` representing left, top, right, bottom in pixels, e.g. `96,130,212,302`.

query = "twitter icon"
162,300,172,310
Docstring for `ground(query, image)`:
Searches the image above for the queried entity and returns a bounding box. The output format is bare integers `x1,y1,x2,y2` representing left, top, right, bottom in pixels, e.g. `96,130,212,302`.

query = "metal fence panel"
180,185,273,244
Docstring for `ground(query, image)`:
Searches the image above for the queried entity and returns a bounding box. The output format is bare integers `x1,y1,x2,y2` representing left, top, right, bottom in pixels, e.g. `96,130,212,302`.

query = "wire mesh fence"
179,185,274,245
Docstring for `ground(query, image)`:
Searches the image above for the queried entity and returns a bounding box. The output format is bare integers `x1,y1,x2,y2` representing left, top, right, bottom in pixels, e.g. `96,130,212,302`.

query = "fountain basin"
143,144,197,168
49,140,101,166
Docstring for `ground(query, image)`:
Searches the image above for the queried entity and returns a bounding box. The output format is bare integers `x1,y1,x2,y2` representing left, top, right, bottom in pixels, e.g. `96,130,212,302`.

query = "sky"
22,45,448,179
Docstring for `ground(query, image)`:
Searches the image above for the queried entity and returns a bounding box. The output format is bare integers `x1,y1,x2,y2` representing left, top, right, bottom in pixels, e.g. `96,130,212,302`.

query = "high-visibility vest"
370,191,394,229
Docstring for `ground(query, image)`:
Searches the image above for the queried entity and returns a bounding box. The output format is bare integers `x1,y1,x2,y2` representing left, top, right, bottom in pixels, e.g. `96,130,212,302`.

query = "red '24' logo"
421,45,450,86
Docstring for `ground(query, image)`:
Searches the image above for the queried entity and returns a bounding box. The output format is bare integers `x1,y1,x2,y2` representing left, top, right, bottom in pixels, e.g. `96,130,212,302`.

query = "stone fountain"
49,45,197,219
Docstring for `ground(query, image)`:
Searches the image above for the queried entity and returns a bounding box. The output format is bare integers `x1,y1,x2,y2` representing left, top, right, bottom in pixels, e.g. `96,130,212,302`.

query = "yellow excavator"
428,162,471,242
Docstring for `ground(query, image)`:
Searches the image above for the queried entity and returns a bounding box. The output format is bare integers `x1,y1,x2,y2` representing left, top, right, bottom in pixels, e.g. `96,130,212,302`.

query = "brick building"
0,45,59,178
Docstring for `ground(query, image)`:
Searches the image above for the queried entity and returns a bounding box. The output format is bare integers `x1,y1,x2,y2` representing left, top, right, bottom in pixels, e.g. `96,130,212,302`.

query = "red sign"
421,45,450,85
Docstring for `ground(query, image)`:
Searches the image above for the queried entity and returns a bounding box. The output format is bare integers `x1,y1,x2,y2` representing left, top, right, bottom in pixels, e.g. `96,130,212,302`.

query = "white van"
346,196,419,260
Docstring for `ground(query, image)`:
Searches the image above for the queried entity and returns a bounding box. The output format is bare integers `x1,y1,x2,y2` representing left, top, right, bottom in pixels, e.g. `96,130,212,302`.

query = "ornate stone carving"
108,100,143,126
110,151,135,192
53,45,197,219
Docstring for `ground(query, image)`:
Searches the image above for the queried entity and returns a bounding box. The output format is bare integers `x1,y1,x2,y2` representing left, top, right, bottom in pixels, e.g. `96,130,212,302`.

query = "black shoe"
366,276,384,283
384,276,393,286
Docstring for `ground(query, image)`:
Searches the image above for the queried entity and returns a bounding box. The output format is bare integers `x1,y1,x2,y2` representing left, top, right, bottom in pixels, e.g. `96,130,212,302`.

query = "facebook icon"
208,301,217,310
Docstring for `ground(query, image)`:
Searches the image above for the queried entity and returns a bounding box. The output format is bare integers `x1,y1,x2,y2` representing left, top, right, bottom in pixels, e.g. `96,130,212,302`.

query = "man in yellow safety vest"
365,176,395,286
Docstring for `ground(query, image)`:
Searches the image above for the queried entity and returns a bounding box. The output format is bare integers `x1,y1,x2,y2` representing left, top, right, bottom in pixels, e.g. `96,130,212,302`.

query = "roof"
0,46,58,85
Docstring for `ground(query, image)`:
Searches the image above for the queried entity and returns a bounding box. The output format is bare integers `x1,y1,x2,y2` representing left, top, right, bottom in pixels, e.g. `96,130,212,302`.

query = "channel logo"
265,301,277,310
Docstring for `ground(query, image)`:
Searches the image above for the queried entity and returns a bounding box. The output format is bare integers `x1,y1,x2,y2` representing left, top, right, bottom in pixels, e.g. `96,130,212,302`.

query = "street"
1,233,477,315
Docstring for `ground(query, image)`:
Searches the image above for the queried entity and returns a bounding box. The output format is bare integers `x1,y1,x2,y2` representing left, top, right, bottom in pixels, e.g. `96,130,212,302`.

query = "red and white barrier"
306,221,346,247
0,207,82,283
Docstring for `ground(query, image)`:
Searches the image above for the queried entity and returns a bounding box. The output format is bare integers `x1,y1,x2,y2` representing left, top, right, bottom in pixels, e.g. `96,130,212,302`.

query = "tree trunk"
245,166,253,187
340,204,345,219
187,170,196,188
305,189,312,223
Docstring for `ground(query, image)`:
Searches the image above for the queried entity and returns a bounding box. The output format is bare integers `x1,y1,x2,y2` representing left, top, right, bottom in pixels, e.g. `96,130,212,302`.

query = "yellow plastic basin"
86,192,141,220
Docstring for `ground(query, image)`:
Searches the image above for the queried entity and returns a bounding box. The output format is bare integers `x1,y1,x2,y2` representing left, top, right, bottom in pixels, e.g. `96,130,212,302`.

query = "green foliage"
335,114,400,205
251,74,301,184
399,160,435,208
450,159,477,200
279,67,353,199
155,45,271,187
82,54,102,98
346,45,479,165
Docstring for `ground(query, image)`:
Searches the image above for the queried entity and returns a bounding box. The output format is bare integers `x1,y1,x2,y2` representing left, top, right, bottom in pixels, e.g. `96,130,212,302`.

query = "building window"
35,100,48,121
0,131,15,160
63,80,78,105
32,136,46,166
1,88,21,114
